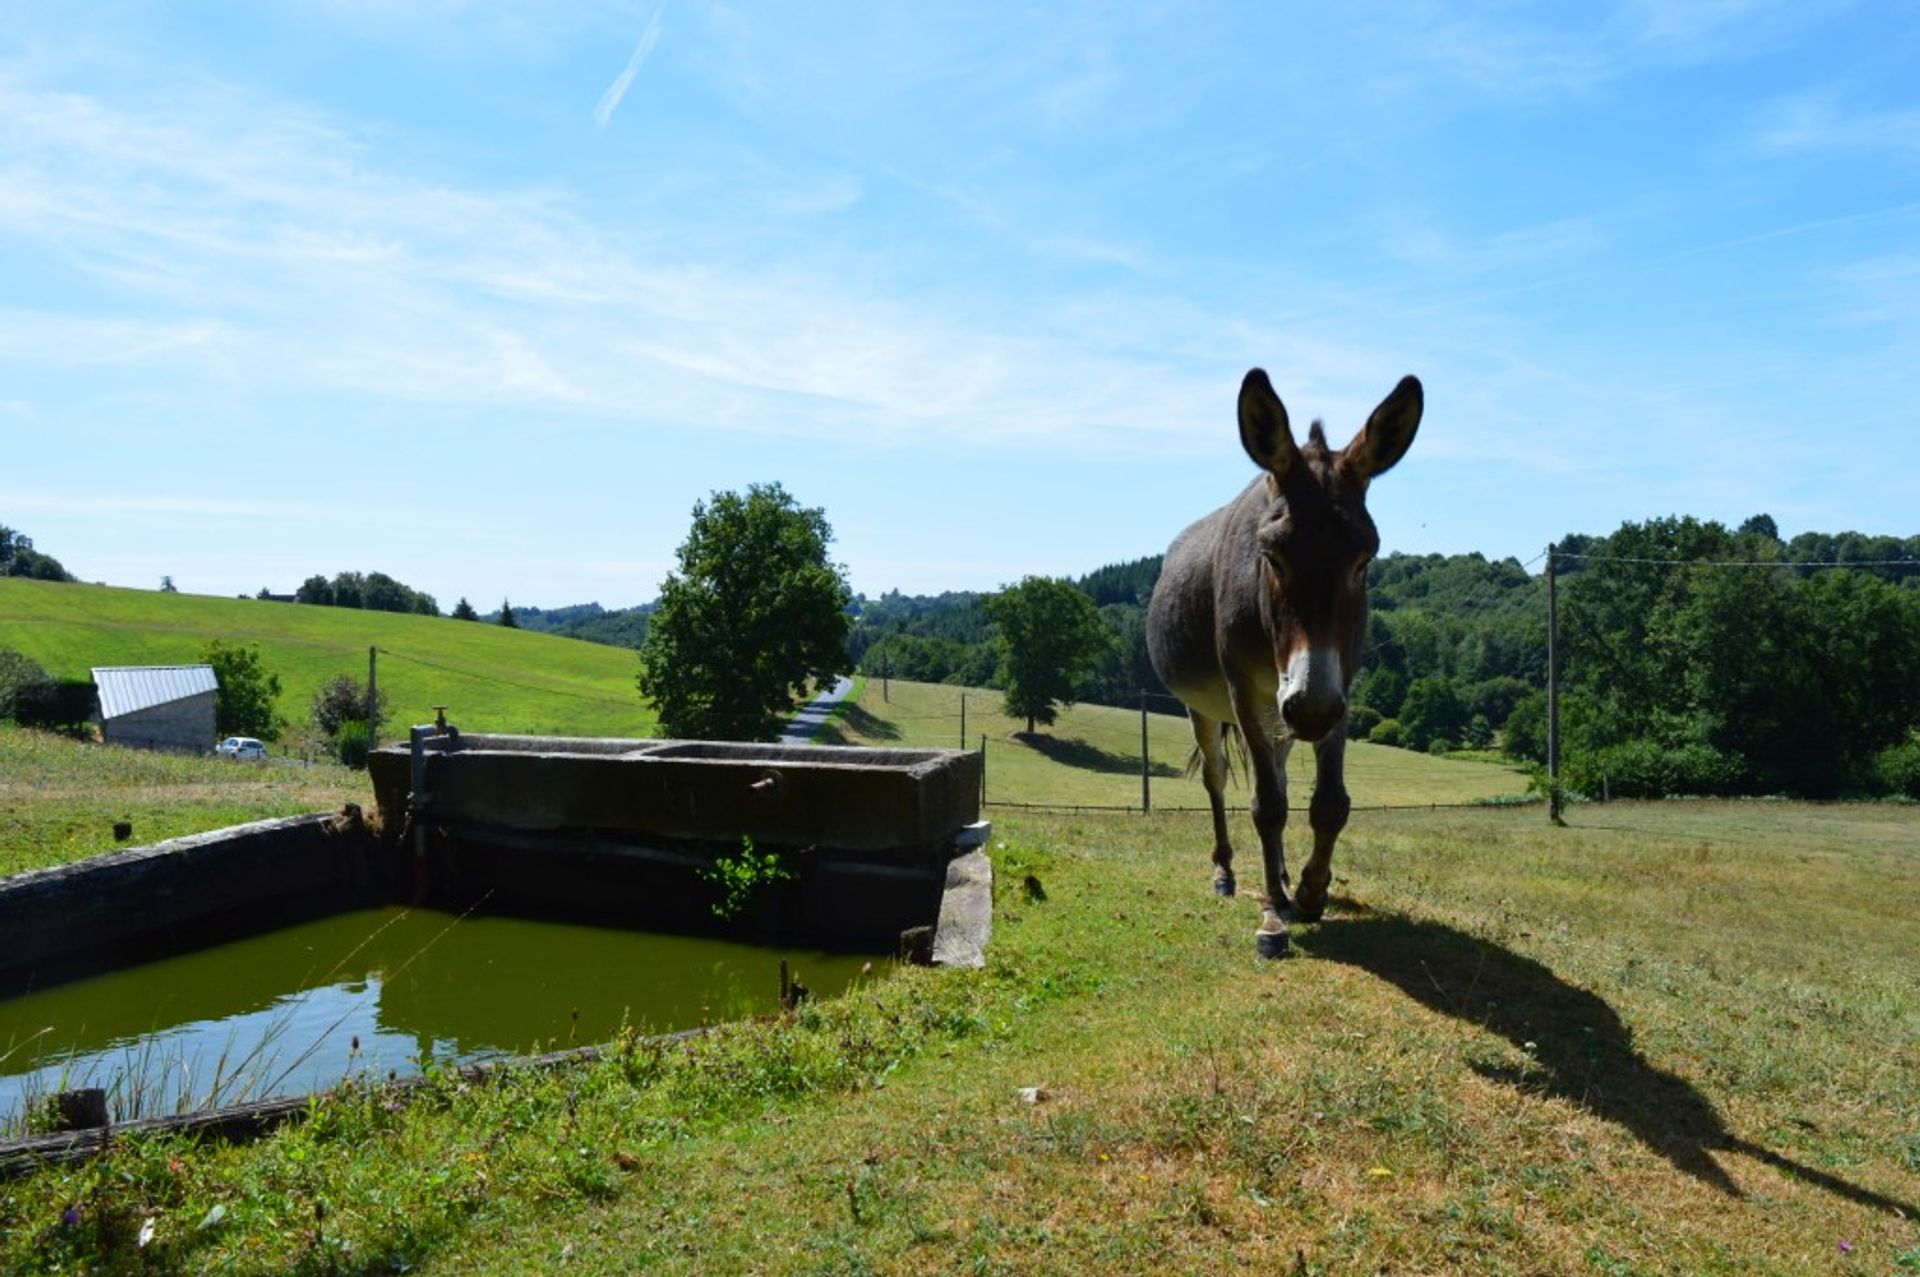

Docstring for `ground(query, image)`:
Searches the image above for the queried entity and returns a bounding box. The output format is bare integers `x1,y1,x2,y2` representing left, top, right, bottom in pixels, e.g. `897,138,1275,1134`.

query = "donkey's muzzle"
1281,689,1346,742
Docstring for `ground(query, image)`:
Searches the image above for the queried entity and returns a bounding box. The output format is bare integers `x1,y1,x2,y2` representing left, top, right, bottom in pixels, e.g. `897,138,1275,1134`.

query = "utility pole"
368,645,379,753
1546,544,1562,825
960,693,967,751
979,733,987,808
882,654,890,704
1140,692,1151,814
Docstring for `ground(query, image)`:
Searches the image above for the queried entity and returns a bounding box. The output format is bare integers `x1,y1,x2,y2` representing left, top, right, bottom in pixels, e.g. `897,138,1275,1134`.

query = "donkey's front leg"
1294,729,1350,923
1241,726,1295,958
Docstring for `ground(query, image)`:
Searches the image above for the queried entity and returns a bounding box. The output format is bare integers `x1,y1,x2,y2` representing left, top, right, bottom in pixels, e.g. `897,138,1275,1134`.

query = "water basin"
1,906,871,1130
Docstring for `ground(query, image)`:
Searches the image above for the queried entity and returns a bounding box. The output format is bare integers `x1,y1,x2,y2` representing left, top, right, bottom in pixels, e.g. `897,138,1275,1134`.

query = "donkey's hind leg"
1189,711,1237,896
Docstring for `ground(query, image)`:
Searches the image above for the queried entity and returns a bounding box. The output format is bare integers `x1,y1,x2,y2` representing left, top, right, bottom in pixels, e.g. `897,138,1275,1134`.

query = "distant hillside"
490,601,653,648
0,578,655,740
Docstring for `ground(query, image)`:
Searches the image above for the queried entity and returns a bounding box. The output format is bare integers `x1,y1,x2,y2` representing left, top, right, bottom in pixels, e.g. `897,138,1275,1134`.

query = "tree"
1399,675,1467,753
985,576,1111,734
0,525,74,581
310,673,389,742
295,575,333,605
200,640,284,742
0,650,54,722
637,482,853,741
451,597,479,621
159,575,178,593
498,599,518,628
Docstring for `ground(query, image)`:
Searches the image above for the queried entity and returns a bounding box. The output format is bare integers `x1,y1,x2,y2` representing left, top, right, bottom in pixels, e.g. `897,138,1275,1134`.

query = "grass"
0,577,657,739
825,678,1533,809
0,723,366,879
2,696,1917,1272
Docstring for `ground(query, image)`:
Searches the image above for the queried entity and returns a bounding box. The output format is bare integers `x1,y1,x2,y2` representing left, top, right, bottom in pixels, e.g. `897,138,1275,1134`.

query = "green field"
0,577,656,740
830,677,1532,810
3,643,1917,1274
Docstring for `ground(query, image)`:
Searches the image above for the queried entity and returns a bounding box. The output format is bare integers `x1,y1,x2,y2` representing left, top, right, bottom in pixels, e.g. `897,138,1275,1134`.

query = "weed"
698,835,795,920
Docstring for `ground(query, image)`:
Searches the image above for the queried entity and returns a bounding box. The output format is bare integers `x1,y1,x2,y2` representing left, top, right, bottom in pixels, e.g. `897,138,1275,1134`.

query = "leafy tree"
498,599,518,629
159,575,178,593
0,650,54,722
200,640,284,742
295,575,333,605
451,597,479,621
637,482,853,741
0,525,74,581
1399,676,1467,753
310,674,389,742
985,575,1112,734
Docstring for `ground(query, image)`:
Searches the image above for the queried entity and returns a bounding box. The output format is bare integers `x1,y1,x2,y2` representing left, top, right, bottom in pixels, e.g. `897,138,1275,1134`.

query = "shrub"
1369,717,1403,748
1568,739,1744,799
1876,731,1920,799
311,674,388,741
334,720,372,770
0,650,53,722
1427,736,1459,756
1346,704,1382,741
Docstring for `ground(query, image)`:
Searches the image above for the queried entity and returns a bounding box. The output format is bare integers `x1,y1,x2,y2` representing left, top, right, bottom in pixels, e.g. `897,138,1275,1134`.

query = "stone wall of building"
103,690,217,753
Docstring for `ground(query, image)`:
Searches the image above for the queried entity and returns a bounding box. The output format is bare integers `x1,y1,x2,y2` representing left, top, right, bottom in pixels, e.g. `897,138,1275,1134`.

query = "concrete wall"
102,689,217,753
0,814,381,998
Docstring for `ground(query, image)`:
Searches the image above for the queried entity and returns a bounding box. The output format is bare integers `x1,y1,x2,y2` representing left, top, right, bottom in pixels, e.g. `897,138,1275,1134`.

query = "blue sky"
3,1,1916,608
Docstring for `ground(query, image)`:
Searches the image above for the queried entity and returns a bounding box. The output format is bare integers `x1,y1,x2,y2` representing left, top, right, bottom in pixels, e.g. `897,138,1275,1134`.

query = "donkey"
1147,369,1422,957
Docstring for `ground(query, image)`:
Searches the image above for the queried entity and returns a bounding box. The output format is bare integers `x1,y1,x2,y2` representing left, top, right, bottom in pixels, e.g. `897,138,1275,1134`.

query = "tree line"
845,515,1920,800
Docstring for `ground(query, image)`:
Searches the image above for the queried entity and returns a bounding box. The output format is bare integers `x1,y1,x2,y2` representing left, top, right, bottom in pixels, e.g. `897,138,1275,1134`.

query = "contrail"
595,4,665,127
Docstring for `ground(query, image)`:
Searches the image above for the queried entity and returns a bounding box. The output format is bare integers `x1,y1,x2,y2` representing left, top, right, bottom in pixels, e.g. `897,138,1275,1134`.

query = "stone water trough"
364,732,992,957
0,729,991,1167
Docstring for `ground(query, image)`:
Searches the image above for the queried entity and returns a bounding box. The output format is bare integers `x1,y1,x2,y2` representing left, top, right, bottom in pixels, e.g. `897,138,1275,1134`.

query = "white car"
216,736,267,761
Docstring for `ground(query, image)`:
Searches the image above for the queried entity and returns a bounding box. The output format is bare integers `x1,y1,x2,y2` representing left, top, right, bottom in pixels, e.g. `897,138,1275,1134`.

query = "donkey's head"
1237,369,1422,742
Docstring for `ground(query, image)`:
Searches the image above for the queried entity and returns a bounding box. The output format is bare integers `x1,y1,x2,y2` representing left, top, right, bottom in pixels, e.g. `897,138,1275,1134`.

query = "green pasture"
0,577,656,740
826,677,1533,809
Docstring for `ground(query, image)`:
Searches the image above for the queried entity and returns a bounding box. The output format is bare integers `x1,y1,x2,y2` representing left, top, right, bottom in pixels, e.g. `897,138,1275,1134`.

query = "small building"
92,665,219,753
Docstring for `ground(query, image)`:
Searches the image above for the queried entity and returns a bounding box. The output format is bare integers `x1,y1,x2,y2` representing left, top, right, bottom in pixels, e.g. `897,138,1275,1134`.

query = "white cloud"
594,3,666,127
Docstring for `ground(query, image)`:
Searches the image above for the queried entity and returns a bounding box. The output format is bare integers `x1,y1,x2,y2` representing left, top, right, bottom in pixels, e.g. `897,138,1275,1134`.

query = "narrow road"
780,675,855,744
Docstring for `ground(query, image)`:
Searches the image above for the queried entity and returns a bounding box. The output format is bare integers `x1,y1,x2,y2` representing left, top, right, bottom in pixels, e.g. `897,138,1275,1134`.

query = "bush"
1369,717,1403,748
1427,736,1459,756
1346,704,1382,741
1567,740,1744,799
1875,732,1920,799
0,650,54,722
334,720,372,770
311,674,388,741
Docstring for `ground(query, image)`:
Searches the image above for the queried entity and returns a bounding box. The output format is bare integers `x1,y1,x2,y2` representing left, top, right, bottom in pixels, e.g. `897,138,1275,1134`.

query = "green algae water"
0,908,874,1129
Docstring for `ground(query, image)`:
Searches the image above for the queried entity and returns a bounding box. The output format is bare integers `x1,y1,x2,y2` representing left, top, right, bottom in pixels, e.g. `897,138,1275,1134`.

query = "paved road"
780,675,855,744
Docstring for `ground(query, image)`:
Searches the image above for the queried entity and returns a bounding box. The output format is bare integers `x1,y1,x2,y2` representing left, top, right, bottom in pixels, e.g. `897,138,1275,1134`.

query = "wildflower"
1366,1167,1394,1179
61,1205,79,1228
1839,1241,1853,1254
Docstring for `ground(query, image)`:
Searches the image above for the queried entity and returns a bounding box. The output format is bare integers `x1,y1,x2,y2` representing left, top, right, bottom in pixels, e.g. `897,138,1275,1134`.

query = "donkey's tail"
1184,722,1250,785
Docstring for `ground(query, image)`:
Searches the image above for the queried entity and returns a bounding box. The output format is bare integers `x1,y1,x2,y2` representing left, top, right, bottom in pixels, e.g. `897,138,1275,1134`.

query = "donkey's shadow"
1301,906,1915,1218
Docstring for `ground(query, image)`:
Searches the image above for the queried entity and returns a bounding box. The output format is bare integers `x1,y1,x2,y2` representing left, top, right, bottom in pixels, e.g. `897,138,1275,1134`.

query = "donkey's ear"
1343,375,1422,481
1238,368,1296,479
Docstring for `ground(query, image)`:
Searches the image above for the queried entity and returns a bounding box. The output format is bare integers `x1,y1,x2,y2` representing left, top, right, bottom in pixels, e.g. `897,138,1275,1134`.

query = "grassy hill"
0,578,656,741
826,678,1531,809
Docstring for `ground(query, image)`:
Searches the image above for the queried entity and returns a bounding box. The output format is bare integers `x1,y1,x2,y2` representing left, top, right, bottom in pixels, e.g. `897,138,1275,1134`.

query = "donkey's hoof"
1254,928,1290,960
1213,872,1236,898
1290,896,1326,923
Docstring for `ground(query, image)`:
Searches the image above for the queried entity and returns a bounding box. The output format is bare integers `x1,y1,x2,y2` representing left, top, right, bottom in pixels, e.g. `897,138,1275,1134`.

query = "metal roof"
91,665,219,720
